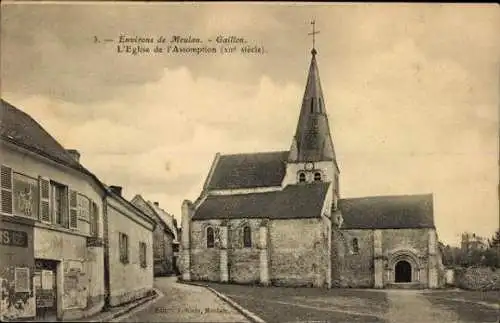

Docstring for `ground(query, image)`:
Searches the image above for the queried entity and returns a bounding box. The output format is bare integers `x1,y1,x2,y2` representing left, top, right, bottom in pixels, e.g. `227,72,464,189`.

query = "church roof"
205,151,289,190
193,182,330,220
338,194,435,229
288,50,336,163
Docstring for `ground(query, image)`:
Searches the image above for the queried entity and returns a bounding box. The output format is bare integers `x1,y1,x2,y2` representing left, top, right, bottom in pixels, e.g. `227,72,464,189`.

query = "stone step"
386,282,424,289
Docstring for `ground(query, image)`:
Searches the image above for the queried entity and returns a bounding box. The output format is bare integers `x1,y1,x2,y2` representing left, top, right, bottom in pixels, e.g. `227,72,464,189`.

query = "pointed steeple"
288,47,336,163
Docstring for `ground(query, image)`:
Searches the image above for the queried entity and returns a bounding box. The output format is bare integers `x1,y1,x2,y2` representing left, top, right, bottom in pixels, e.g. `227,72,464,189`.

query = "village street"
114,277,499,323
115,277,250,323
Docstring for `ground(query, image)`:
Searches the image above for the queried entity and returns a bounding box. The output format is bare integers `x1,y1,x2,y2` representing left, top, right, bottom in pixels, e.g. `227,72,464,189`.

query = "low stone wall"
454,267,500,291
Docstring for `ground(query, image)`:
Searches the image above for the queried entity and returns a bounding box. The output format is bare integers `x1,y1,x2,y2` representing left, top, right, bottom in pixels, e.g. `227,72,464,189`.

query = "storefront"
0,218,35,321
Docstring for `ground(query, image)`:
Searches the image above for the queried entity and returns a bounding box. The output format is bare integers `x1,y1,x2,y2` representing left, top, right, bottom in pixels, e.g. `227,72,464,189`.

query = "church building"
180,40,445,289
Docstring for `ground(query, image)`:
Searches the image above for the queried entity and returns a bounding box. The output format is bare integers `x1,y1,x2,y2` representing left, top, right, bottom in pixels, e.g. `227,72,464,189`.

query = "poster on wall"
63,261,87,309
13,173,39,218
33,273,41,289
41,270,53,290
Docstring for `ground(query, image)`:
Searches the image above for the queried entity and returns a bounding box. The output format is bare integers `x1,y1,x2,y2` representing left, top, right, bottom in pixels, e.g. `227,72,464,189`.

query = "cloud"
2,64,303,223
1,3,498,245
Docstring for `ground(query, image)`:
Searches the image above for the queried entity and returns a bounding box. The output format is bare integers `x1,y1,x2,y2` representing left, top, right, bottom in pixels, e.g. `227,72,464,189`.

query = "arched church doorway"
395,260,412,283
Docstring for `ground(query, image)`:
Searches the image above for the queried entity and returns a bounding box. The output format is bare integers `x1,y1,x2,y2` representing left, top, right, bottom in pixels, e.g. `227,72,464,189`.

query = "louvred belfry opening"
288,48,336,163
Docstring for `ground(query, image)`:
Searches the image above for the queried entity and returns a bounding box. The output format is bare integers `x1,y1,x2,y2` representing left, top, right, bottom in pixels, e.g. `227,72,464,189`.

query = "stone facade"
179,47,444,290
332,227,444,288
183,210,331,288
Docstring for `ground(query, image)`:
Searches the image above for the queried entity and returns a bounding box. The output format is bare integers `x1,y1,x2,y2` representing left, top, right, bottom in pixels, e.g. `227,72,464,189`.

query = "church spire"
288,21,336,163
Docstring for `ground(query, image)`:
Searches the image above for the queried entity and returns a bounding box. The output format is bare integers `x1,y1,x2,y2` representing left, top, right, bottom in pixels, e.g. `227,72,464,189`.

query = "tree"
489,228,500,249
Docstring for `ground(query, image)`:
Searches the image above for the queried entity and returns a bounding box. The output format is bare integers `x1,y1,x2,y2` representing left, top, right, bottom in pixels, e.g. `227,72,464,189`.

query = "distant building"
461,232,488,252
0,99,155,321
131,196,179,276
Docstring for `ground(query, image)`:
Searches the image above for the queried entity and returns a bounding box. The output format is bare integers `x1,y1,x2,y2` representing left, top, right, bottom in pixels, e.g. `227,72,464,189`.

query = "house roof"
193,182,330,220
1,99,83,169
107,189,157,229
131,194,176,238
205,151,289,190
0,99,105,190
149,201,179,242
338,194,435,229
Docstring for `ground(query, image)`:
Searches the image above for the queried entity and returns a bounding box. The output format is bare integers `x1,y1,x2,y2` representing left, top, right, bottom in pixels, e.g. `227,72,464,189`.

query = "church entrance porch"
385,250,424,289
395,260,412,283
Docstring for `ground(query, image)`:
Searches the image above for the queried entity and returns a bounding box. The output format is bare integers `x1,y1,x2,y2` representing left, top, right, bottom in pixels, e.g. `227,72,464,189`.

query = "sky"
1,3,499,246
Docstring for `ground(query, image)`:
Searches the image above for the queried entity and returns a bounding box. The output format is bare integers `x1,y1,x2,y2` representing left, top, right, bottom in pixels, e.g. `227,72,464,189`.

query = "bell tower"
282,21,340,209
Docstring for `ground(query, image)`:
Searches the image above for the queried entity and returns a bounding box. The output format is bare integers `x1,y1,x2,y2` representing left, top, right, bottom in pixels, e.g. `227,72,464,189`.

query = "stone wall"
190,219,222,281
454,267,500,291
269,218,329,287
382,228,430,286
332,228,435,288
336,230,374,287
189,217,330,287
228,219,261,284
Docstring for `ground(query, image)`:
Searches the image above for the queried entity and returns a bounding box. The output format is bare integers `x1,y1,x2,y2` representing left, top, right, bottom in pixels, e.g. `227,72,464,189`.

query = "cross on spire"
308,20,320,55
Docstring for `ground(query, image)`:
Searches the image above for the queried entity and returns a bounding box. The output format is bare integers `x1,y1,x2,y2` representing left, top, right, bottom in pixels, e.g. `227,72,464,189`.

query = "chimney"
110,185,123,196
154,201,159,207
67,149,81,162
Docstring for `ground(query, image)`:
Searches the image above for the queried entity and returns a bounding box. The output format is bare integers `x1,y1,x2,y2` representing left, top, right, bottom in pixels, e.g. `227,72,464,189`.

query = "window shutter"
69,190,78,229
39,177,51,223
90,201,99,237
0,165,13,215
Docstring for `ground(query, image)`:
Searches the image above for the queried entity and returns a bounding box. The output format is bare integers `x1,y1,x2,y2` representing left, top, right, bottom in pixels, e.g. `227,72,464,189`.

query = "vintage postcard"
0,2,499,323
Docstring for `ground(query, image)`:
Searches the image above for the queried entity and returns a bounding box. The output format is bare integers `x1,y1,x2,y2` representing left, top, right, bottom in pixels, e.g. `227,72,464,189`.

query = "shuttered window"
1,165,13,215
51,182,68,227
90,201,99,237
39,177,51,223
69,190,78,229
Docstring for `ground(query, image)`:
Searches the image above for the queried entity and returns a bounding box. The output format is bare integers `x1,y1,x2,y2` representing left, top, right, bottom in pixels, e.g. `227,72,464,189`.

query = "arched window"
314,172,322,182
310,98,314,113
206,227,215,248
352,238,359,254
298,172,306,183
243,226,252,248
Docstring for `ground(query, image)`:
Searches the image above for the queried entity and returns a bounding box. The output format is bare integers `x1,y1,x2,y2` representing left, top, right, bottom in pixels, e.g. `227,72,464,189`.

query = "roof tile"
338,194,434,229
206,151,289,190
193,182,330,220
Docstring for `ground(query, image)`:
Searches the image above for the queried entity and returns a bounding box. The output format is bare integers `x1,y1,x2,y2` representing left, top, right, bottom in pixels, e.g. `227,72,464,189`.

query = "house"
105,187,155,306
131,196,179,276
180,45,445,289
0,99,155,321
